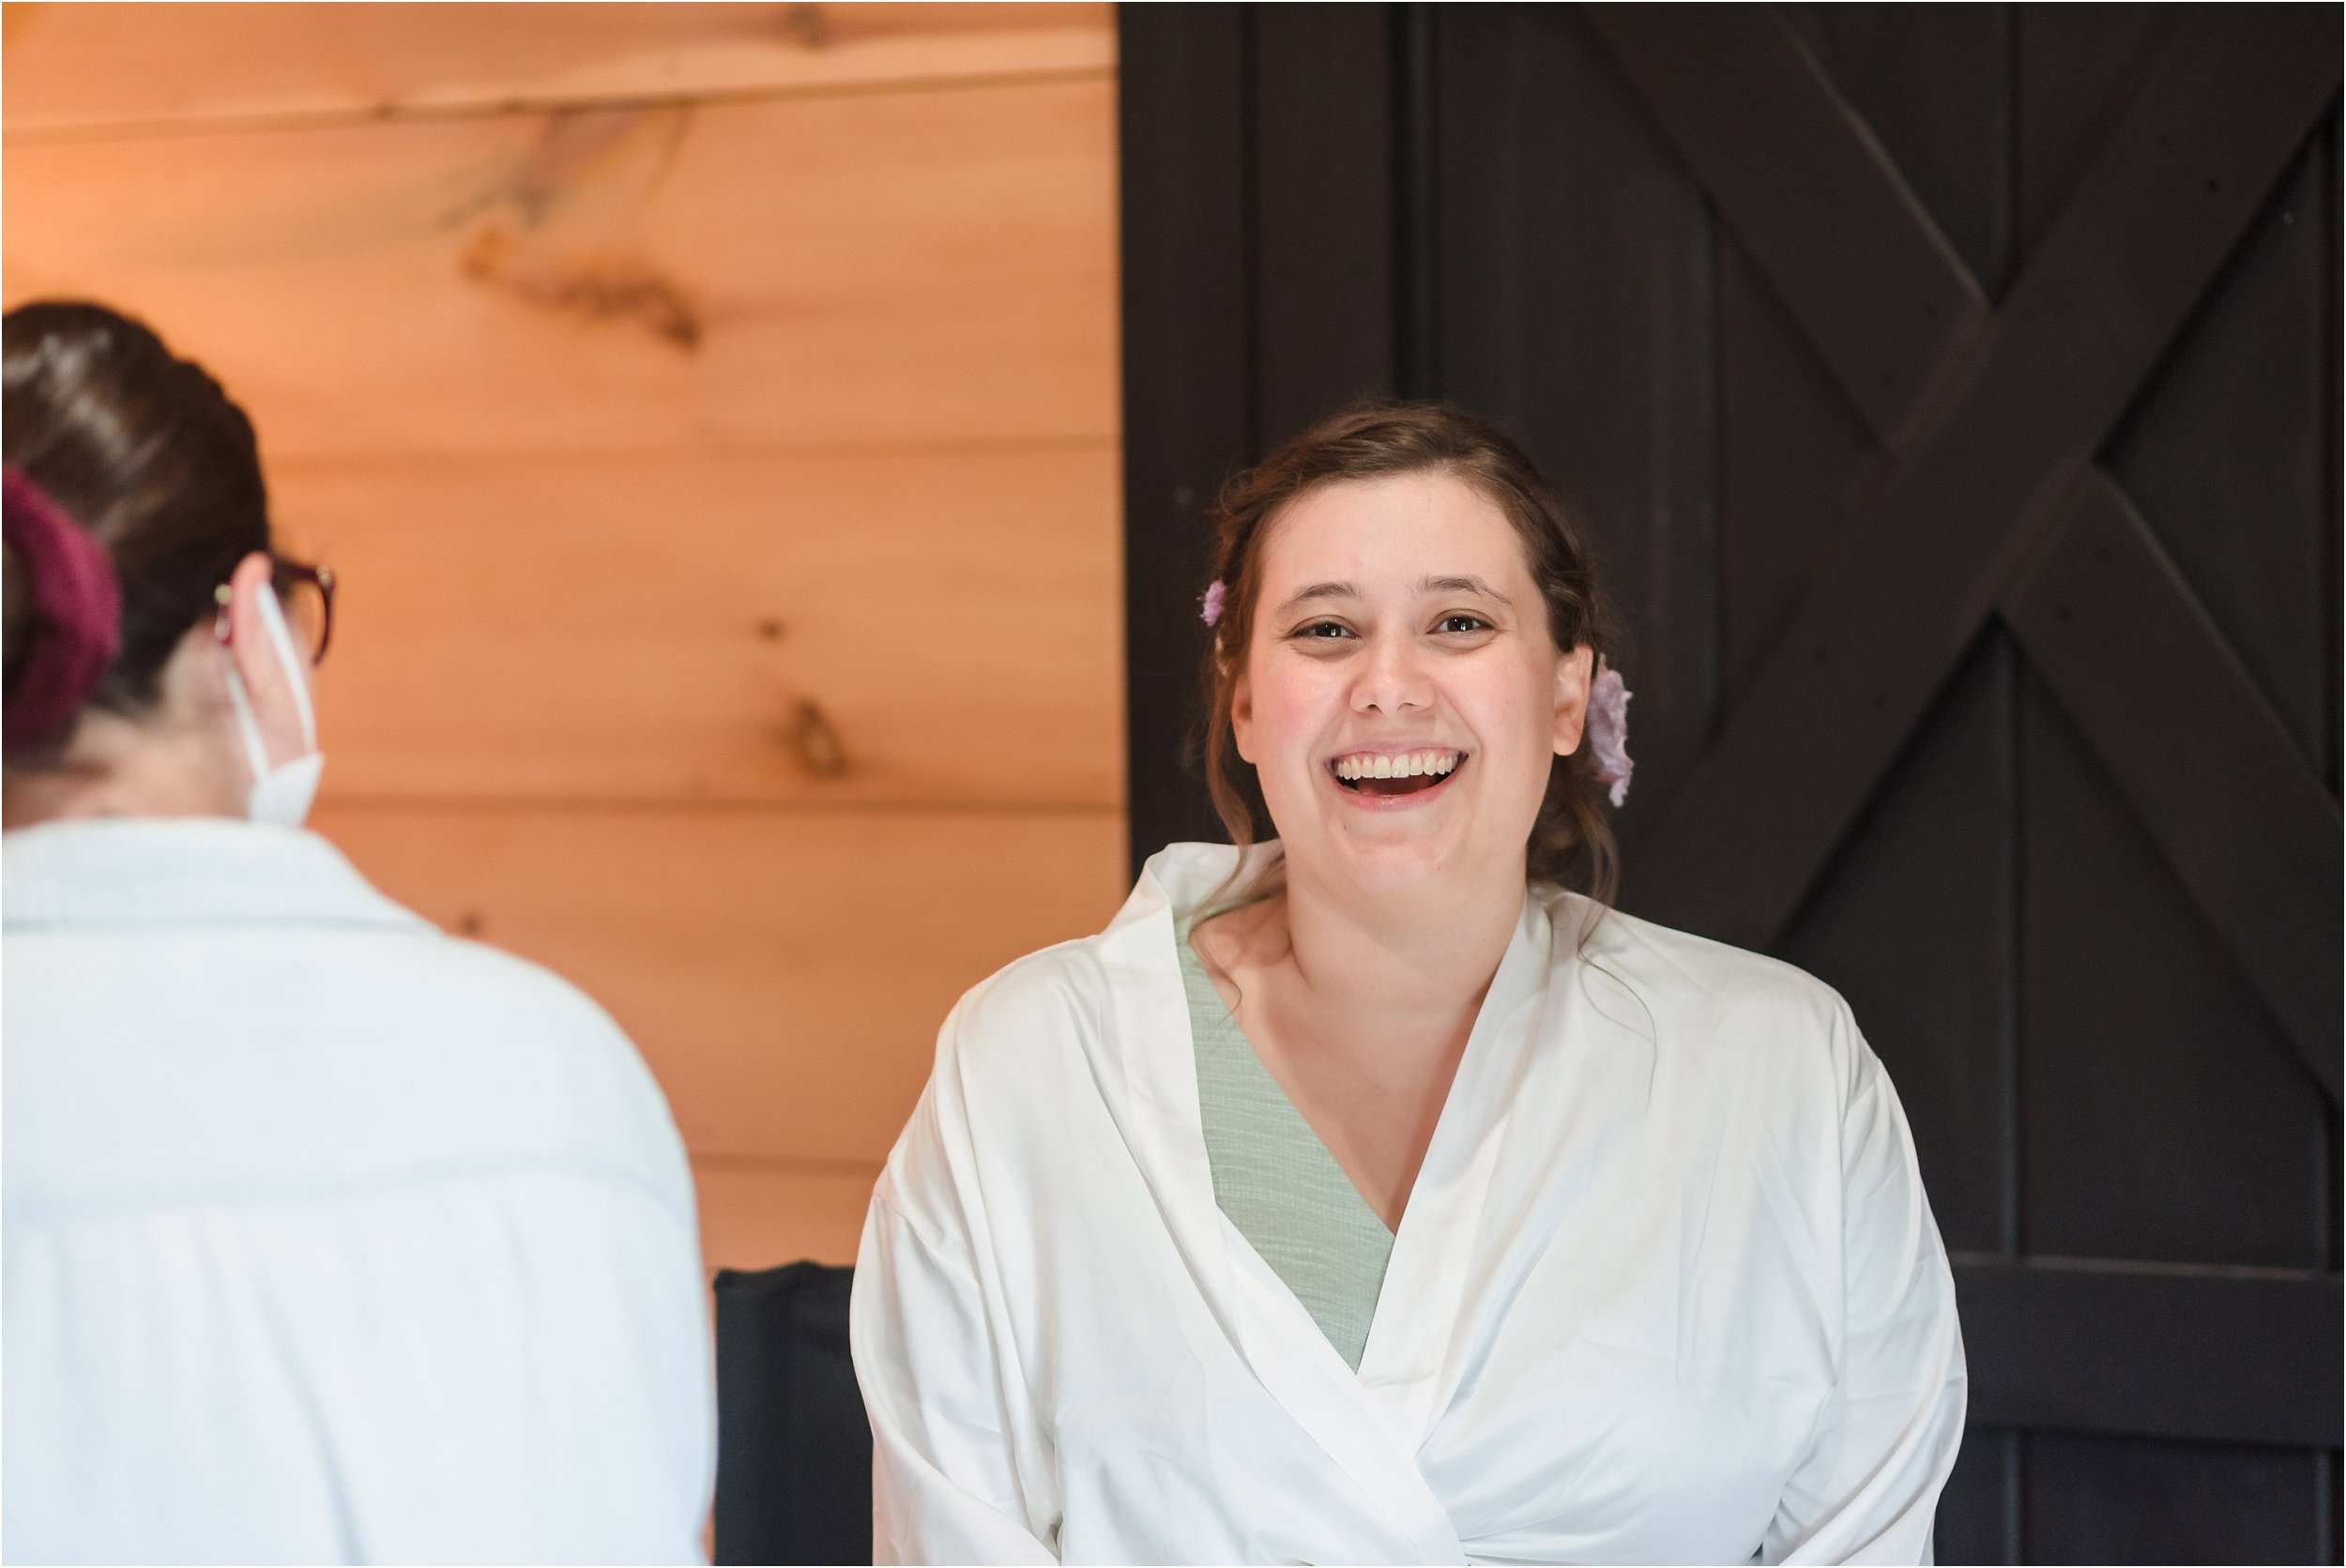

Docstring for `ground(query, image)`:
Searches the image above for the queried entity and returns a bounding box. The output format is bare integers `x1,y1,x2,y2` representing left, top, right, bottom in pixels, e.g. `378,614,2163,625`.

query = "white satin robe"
851,844,1965,1565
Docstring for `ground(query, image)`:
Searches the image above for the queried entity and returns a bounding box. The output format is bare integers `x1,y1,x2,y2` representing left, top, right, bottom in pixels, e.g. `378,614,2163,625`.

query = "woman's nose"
1349,636,1432,714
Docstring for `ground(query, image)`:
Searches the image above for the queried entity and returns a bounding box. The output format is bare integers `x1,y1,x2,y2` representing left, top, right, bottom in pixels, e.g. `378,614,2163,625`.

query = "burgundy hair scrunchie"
4,465,121,754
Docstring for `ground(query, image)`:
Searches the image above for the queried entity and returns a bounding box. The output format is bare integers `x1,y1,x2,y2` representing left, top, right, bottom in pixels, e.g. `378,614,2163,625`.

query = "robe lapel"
1096,847,1467,1564
1353,894,1554,1452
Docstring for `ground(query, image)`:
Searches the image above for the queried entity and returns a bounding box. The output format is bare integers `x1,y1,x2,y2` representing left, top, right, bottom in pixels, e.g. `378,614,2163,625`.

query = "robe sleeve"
1762,1006,1968,1566
851,1123,1059,1564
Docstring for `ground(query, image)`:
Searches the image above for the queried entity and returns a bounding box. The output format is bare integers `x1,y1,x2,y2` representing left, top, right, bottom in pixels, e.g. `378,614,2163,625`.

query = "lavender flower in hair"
1199,579,1226,628
1586,659,1634,807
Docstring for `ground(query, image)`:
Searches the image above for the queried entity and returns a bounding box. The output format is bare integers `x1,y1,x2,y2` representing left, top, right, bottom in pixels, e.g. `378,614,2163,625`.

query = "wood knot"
789,699,849,779
461,227,702,351
787,4,830,47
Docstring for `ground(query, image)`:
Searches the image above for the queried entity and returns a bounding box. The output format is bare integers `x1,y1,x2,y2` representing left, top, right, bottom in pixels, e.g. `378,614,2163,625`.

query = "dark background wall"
1119,6,2343,1560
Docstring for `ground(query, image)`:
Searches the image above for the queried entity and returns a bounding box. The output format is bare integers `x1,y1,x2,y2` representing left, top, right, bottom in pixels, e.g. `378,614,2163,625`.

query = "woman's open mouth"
1330,748,1466,799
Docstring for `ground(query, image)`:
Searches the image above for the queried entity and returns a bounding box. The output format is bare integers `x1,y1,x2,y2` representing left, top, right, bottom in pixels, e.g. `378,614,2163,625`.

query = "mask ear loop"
214,582,316,781
251,583,318,754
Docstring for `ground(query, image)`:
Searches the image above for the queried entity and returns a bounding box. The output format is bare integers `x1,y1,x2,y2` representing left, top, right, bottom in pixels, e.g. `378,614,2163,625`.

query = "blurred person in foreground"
2,301,713,1564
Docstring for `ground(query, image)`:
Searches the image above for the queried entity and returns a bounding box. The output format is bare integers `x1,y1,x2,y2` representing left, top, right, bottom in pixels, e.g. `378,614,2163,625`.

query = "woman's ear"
219,550,312,768
1552,643,1594,757
1228,661,1259,765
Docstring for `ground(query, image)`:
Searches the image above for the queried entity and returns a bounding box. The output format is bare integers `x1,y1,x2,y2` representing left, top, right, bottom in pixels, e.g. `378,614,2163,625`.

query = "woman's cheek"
1455,671,1551,808
1251,666,1328,770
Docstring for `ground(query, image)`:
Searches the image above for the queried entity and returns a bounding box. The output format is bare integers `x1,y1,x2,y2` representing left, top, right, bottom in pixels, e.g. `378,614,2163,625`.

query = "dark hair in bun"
3,301,271,756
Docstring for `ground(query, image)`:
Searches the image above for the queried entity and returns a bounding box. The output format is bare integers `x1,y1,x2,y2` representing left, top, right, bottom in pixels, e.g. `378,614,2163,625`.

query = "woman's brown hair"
4,300,272,756
1197,400,1622,907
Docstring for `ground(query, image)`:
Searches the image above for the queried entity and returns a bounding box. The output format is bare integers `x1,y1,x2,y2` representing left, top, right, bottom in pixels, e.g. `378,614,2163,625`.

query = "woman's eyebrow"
1274,580,1360,615
1423,573,1511,602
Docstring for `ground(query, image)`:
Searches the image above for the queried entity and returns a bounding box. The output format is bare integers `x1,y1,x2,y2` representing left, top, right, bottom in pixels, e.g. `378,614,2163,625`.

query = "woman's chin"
1289,820,1492,897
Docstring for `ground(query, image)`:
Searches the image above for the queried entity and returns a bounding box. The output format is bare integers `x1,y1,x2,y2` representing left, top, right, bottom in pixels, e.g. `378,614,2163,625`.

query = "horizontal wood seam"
3,64,1116,147
692,1153,882,1180
267,433,1120,475
319,797,1127,818
1952,1255,2343,1448
1949,1250,2338,1286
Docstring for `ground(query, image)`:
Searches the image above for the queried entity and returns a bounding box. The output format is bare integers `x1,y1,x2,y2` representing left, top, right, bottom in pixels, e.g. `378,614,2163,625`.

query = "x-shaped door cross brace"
1586,3,2342,1101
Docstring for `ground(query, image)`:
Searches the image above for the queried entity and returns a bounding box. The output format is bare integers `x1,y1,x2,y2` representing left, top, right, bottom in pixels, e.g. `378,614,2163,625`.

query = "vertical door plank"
1782,3,2015,292
2326,116,2342,803
1116,2,1253,869
1112,3,1257,868
1781,632,2018,1256
2103,133,2338,779
1251,4,1396,446
2014,6,2175,260
2019,672,2329,1270
1714,231,1876,708
1935,1428,2022,1566
1432,6,1716,860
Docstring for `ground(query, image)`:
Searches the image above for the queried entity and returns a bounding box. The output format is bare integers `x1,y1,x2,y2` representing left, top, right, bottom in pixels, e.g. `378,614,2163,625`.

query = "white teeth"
1333,751,1462,782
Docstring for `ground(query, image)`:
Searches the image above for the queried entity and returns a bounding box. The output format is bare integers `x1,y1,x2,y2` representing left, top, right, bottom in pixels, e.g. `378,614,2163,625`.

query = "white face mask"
221,586,325,828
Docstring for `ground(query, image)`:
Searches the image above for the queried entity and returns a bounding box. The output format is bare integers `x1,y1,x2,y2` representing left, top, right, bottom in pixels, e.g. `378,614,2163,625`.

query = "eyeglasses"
271,556,337,665
211,556,336,665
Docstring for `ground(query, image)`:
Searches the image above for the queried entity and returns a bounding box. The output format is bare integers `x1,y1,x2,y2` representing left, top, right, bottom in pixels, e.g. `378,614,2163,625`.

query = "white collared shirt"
4,819,713,1564
852,842,1966,1565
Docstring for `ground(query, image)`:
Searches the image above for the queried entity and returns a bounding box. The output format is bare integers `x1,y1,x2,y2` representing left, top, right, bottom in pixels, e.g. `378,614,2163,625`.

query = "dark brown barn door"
1119,6,2342,1560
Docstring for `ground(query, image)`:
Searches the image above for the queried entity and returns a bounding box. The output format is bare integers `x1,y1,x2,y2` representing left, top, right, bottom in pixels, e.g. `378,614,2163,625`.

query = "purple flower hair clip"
1586,657,1634,807
1199,579,1226,629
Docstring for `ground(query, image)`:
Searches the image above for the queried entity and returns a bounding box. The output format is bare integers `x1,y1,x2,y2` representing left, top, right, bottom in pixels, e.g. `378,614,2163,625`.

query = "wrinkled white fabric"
4,819,713,1564
853,843,1965,1565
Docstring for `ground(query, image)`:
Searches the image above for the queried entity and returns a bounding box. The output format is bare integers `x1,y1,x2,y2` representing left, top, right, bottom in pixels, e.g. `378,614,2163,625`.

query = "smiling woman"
1198,405,1622,908
851,401,1968,1566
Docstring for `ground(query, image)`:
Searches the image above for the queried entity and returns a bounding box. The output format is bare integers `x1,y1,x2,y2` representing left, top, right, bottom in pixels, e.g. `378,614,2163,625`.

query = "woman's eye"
1296,621,1355,640
1434,614,1491,634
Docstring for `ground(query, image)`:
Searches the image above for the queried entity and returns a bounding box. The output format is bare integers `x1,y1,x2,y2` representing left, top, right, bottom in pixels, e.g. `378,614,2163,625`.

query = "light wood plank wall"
2,2,1128,1268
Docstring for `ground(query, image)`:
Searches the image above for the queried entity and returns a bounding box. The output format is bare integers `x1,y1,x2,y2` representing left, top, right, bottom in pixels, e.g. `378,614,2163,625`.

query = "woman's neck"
1294,863,1521,1039
2,711,245,829
1208,854,1526,1067
1190,852,1527,1229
